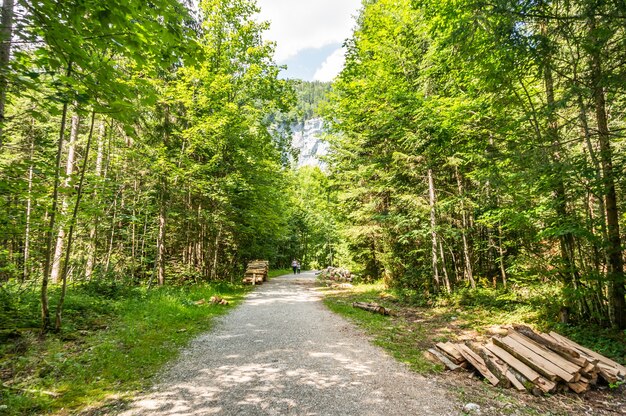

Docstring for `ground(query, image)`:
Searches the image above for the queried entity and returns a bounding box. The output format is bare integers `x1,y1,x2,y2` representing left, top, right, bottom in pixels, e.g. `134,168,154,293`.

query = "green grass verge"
322,283,441,373
0,281,249,415
268,269,292,279
322,282,626,374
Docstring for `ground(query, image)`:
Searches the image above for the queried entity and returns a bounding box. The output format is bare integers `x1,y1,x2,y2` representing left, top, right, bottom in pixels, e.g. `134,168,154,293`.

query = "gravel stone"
463,403,481,414
118,272,459,415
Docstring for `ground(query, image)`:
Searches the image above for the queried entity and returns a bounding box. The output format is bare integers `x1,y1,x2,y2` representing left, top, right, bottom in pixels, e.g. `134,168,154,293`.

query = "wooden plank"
549,331,626,376
436,342,464,364
456,344,500,386
485,343,556,393
505,368,528,392
494,336,576,382
504,335,579,381
485,342,540,382
545,333,599,367
567,381,590,394
508,331,582,375
480,347,511,388
597,362,619,383
513,325,581,360
426,348,463,372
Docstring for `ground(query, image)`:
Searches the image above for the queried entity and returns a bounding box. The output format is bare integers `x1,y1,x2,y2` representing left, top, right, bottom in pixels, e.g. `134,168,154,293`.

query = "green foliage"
324,0,626,328
323,281,625,368
0,0,296,293
323,286,440,373
279,166,340,269
0,282,249,415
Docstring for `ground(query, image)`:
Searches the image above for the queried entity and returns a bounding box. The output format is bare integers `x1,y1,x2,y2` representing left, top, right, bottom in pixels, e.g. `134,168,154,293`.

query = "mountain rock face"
291,117,329,169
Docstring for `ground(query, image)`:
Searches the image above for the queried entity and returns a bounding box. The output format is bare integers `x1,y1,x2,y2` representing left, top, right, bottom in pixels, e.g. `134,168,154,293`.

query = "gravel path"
119,272,459,415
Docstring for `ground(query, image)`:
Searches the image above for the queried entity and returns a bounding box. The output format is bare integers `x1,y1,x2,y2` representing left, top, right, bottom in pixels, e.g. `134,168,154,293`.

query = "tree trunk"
23,122,35,281
428,169,440,292
0,0,14,146
439,240,451,293
42,67,72,333
105,190,118,275
498,222,507,289
156,180,167,286
211,225,222,280
55,112,95,331
85,121,106,280
541,30,579,289
455,166,475,289
51,112,80,284
588,15,625,329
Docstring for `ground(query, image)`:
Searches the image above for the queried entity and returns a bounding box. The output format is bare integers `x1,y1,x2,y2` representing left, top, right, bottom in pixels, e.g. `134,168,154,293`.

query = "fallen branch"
352,302,394,316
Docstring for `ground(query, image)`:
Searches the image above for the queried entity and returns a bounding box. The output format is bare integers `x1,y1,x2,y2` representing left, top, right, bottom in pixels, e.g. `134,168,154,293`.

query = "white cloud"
255,0,361,62
312,47,346,82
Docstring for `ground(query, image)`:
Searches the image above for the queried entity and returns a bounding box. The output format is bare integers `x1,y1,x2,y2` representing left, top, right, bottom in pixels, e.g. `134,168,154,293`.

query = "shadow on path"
119,272,458,415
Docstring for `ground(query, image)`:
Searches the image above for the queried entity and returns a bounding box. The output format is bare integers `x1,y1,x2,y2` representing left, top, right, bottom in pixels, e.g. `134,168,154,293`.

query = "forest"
0,0,625,412
0,0,307,333
324,0,626,330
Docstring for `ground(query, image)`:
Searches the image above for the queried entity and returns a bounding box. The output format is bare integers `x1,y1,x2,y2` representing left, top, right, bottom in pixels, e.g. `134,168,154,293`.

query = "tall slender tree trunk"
455,166,475,289
42,62,72,332
0,0,14,147
497,222,507,289
23,130,35,281
85,121,106,280
105,191,118,275
439,240,451,293
51,112,80,284
588,15,625,329
428,169,440,292
156,180,168,286
211,225,222,280
55,112,95,331
542,35,579,292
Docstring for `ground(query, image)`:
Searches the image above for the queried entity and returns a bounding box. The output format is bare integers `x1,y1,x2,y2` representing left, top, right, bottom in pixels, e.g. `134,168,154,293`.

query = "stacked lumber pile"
242,260,269,285
316,267,352,286
428,325,625,395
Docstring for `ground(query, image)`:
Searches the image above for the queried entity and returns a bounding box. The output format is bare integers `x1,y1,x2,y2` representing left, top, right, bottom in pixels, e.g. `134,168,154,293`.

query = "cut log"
508,331,582,375
352,302,393,316
513,325,587,367
210,296,229,305
436,342,465,364
567,380,590,394
480,346,512,388
597,362,619,384
426,348,463,372
494,336,576,382
456,344,500,386
505,368,528,392
485,343,556,393
485,343,540,382
549,331,625,376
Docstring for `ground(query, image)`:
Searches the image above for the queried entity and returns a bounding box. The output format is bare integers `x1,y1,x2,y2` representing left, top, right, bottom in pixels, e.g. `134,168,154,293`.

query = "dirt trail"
119,272,458,415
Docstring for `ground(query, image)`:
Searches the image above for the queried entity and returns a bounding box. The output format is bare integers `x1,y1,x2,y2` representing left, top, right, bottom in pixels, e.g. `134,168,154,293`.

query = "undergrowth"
322,282,626,373
0,280,249,415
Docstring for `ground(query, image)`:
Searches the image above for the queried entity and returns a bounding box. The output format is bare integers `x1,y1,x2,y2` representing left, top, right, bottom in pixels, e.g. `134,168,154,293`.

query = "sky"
255,0,361,82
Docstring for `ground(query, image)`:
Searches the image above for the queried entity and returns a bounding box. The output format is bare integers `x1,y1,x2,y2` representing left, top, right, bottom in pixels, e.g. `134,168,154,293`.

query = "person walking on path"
291,259,298,274
296,261,301,274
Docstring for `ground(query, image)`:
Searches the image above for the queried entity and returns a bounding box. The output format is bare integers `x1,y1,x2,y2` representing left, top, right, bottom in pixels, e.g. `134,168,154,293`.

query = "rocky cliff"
291,117,328,169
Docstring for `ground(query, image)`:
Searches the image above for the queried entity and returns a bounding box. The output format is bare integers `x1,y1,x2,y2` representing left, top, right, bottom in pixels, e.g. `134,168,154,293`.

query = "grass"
322,282,626,373
268,269,292,279
322,282,442,373
322,282,626,415
0,281,249,415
